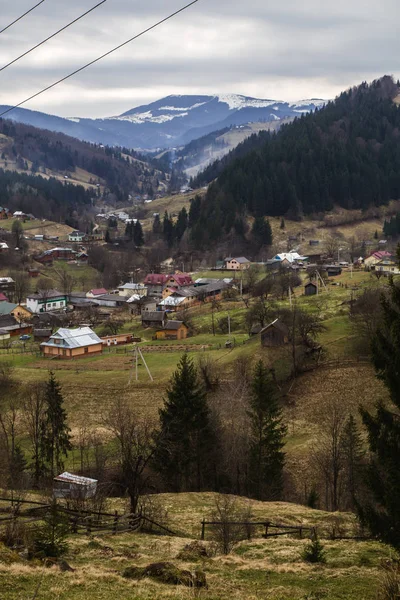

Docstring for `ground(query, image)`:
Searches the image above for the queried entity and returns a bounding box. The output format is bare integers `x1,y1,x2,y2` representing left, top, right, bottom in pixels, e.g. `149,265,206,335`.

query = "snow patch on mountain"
158,101,209,111
216,94,279,110
116,111,189,124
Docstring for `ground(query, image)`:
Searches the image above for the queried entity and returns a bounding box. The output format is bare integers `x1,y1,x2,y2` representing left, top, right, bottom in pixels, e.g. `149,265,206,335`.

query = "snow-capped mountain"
0,94,326,150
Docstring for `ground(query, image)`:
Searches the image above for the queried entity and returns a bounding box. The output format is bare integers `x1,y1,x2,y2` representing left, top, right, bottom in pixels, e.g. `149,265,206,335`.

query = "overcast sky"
0,0,398,118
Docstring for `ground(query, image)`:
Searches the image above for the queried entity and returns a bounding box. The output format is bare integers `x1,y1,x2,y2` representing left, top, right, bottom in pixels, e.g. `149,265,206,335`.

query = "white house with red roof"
364,251,392,268
86,288,108,298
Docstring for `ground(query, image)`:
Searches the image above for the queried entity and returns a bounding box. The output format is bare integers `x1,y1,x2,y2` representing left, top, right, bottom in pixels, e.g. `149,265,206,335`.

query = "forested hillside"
0,118,167,198
0,169,94,222
188,76,400,247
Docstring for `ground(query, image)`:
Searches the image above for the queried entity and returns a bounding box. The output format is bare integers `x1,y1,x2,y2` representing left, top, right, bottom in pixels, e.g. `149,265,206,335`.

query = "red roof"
0,293,8,302
370,251,392,260
168,274,194,287
89,288,108,296
144,274,169,285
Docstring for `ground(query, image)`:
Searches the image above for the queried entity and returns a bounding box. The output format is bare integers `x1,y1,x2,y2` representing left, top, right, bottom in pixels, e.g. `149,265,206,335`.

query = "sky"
0,0,399,118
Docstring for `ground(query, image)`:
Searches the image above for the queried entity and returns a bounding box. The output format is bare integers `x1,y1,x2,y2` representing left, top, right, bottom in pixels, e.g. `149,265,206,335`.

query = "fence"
200,519,316,541
0,496,175,537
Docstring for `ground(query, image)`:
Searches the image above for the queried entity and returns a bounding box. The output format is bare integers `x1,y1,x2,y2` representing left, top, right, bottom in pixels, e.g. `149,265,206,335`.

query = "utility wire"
0,0,46,35
1,0,108,73
0,0,199,119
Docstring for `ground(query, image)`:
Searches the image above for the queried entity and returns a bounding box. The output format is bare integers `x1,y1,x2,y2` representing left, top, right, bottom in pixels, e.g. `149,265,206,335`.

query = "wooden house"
143,274,169,296
53,472,97,499
27,290,67,313
0,315,32,338
142,311,167,328
155,320,189,340
0,277,15,295
41,327,103,359
260,319,289,347
304,282,317,296
0,302,32,322
33,328,52,342
325,265,342,277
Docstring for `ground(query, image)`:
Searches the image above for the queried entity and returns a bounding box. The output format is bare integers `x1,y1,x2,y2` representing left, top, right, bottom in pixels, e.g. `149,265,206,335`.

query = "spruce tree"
248,360,286,500
133,221,144,246
341,414,364,510
40,372,72,478
358,277,400,548
153,354,216,492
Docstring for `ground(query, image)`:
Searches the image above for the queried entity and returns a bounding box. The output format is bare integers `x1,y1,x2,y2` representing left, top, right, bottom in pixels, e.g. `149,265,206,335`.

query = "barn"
260,319,289,347
304,282,317,296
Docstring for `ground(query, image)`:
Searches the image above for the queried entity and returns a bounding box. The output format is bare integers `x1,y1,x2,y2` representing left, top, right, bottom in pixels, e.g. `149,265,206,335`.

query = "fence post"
201,519,206,540
113,511,119,535
299,526,303,539
86,517,92,536
71,516,78,534
264,522,270,538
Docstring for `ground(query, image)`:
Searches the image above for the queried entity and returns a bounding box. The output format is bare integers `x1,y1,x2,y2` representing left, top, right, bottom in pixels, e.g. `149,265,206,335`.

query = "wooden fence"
200,519,316,541
0,496,175,537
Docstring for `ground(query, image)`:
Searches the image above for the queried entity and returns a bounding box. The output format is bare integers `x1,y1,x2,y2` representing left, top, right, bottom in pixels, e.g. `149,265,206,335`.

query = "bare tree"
103,399,156,513
36,277,55,312
21,382,46,488
53,264,75,296
10,270,30,305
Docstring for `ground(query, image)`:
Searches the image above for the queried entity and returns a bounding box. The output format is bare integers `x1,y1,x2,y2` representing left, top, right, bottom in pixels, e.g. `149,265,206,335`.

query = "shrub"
210,495,254,555
301,537,326,564
377,560,400,600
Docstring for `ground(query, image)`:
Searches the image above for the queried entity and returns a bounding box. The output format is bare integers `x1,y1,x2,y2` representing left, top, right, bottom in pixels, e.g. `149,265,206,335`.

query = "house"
53,472,97,499
0,302,32,322
86,288,108,298
0,277,15,295
101,333,135,346
35,247,77,264
0,315,32,337
364,251,392,268
28,268,40,278
0,242,8,252
304,282,318,296
139,297,158,313
41,327,103,359
142,311,167,328
27,290,67,313
260,319,289,347
309,240,320,247
274,252,308,264
155,320,189,340
0,293,8,302
375,258,400,275
33,328,52,342
0,207,10,220
90,294,127,308
68,231,85,243
224,257,251,270
166,274,194,288
158,296,187,310
378,240,387,246
0,329,10,343
13,211,27,219
143,274,169,296
325,265,342,276
118,283,148,298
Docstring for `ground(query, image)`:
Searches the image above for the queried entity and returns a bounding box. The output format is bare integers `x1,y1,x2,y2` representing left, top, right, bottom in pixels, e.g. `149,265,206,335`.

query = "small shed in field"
260,319,289,347
304,282,317,296
53,472,97,499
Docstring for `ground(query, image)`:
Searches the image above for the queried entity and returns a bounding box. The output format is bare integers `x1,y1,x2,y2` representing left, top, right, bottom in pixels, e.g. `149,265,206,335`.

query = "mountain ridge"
0,94,325,150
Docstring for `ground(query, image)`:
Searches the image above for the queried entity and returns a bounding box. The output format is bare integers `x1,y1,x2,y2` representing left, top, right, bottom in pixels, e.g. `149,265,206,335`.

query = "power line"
0,1,46,35
0,0,199,119
1,0,108,73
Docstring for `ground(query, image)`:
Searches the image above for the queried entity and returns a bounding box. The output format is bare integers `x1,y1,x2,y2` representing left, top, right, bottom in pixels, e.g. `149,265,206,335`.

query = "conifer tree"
133,221,144,246
248,361,286,500
153,354,216,492
280,218,285,229
341,414,364,509
40,372,72,478
359,276,400,548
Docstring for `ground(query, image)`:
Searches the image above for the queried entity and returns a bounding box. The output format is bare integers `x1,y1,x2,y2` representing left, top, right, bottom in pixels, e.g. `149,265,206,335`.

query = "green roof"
0,302,18,315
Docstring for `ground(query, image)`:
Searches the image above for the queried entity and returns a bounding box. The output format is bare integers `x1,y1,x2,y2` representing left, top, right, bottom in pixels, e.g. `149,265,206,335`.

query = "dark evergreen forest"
188,76,400,247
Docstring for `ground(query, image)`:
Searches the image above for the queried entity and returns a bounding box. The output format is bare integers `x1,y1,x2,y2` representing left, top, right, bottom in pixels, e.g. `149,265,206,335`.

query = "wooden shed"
304,282,317,296
260,319,289,347
155,320,189,341
53,472,97,499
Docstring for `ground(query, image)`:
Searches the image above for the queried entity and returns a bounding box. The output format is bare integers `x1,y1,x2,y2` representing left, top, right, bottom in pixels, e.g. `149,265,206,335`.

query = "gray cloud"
0,0,399,117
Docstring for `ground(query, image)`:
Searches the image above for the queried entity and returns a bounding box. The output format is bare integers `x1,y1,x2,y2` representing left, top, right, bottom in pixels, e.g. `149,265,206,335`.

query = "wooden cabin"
155,320,189,341
260,319,289,347
41,327,103,359
53,472,97,499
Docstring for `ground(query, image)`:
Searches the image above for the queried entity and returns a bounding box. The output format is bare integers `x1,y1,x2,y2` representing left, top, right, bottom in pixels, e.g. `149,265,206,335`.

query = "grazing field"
0,492,394,600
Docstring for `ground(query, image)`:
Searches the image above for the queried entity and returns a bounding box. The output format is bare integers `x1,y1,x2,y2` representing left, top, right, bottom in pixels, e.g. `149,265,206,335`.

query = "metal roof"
41,327,102,349
54,471,97,486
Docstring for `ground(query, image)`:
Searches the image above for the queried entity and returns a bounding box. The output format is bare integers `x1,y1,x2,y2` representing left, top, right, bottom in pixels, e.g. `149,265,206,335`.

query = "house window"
84,347,88,353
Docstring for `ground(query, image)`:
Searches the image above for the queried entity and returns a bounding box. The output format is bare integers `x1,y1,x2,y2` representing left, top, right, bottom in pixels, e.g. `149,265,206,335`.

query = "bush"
210,495,254,555
377,560,400,600
139,495,170,533
122,561,207,588
301,537,326,564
